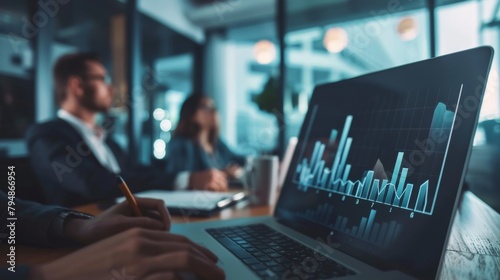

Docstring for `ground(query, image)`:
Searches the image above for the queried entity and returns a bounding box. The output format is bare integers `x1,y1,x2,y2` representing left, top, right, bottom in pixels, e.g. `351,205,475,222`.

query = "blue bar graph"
377,223,388,245
358,218,367,239
369,223,380,243
299,206,402,248
362,171,374,199
384,180,396,205
342,164,351,182
334,215,342,229
368,174,378,201
415,181,429,212
402,184,413,208
385,221,397,247
333,210,401,248
393,168,409,206
363,209,376,240
294,115,434,215
330,116,353,186
388,152,404,200
340,217,348,231
346,181,354,195
298,203,336,227
337,137,353,180
329,129,338,146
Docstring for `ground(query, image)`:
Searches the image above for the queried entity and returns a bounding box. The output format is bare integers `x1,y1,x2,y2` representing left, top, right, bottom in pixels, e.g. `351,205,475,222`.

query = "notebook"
117,190,247,217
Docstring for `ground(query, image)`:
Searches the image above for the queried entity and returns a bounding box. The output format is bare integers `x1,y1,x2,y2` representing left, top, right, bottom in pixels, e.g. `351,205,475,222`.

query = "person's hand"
64,198,171,245
33,228,225,280
189,169,228,192
225,164,243,179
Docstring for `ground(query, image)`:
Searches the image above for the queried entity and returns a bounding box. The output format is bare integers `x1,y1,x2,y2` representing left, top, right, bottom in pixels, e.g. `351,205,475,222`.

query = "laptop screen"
275,47,493,279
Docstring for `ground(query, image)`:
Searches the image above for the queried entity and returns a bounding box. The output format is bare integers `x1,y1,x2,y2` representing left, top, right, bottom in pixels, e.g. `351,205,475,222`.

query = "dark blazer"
0,191,71,279
166,136,246,174
26,118,175,207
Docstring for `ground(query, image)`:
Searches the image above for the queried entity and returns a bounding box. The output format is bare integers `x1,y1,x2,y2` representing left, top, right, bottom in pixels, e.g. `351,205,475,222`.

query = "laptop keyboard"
206,224,356,279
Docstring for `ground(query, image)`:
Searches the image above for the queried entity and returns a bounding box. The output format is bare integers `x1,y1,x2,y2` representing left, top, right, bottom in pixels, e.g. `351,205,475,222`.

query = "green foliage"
255,76,278,114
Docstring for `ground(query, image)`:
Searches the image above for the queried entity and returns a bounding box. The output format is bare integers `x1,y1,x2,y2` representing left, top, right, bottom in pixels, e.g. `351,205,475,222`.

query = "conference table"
2,191,499,279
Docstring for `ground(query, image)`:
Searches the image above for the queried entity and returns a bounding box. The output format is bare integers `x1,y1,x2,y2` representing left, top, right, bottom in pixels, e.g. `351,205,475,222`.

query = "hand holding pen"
63,176,171,245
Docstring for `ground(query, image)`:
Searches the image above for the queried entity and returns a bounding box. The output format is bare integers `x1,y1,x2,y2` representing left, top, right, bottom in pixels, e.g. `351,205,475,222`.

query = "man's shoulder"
26,118,79,142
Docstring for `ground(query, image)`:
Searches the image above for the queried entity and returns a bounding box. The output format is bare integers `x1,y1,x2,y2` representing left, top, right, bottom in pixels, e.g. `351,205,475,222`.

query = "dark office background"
0,0,499,211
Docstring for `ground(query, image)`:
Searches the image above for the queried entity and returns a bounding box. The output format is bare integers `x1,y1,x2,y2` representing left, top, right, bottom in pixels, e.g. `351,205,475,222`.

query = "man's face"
79,61,113,112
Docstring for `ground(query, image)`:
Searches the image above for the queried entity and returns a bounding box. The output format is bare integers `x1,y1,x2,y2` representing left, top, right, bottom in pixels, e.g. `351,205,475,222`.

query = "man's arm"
26,124,122,206
0,191,87,247
0,193,175,279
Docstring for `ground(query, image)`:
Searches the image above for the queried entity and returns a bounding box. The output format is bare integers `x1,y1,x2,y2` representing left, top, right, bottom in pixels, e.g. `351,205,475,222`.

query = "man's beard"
81,85,109,113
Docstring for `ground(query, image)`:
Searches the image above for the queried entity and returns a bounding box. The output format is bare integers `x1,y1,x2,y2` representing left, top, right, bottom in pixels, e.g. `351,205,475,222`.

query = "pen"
116,175,143,217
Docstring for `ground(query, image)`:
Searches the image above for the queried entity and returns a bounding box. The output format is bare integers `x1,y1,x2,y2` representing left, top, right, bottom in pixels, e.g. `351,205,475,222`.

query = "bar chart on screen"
333,209,401,248
292,102,456,216
298,204,401,248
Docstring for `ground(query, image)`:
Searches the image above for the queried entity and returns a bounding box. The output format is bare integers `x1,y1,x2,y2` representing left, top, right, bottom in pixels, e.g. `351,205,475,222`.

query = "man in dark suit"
26,53,228,206
0,191,223,279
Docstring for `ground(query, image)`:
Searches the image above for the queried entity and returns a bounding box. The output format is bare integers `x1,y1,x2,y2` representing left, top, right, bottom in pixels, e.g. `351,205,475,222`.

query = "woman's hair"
174,93,219,145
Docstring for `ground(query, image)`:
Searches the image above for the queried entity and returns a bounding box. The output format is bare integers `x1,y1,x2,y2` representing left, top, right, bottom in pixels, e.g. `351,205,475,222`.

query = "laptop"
279,136,298,189
171,47,493,279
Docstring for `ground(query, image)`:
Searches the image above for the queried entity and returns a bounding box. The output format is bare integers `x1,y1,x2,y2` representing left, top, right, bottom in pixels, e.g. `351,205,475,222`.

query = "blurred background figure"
26,54,227,206
0,0,499,211
166,94,246,188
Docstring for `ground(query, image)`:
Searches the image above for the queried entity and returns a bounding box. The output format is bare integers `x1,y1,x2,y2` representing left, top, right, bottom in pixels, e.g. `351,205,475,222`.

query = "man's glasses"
81,74,112,85
199,104,217,113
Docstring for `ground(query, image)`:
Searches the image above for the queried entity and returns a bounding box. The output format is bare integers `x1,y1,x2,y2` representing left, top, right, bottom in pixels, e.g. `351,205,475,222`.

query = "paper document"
117,190,246,211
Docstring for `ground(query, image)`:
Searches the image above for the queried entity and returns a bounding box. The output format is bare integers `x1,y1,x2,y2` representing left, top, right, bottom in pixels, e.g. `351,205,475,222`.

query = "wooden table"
2,191,499,279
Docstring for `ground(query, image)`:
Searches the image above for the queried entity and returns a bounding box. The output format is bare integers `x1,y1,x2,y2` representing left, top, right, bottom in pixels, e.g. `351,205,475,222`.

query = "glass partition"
0,0,34,156
205,20,280,155
436,0,500,121
137,13,198,163
284,0,430,141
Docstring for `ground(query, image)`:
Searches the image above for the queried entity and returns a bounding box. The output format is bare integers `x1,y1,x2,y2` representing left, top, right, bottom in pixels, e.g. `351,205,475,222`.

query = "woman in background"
166,94,246,188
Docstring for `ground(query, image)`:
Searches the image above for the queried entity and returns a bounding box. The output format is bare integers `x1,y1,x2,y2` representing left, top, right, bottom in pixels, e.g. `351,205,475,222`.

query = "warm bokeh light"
253,40,276,64
323,27,349,53
397,17,418,41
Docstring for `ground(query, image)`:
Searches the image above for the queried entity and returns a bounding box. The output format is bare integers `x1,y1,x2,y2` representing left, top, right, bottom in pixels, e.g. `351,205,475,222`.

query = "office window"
48,0,200,163
437,0,500,122
205,20,279,155
136,12,198,163
0,0,34,157
284,0,430,141
0,1,34,142
48,0,128,148
436,0,500,212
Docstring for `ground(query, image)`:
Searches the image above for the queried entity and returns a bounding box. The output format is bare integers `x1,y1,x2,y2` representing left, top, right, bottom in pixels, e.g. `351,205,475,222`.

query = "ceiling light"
397,17,418,41
323,27,349,53
253,40,276,65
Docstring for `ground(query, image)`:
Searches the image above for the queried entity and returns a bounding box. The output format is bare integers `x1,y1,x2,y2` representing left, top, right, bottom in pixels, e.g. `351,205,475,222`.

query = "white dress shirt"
58,109,189,189
57,109,122,174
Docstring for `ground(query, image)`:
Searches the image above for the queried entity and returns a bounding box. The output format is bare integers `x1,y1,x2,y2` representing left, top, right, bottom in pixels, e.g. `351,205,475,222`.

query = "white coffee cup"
243,155,279,206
